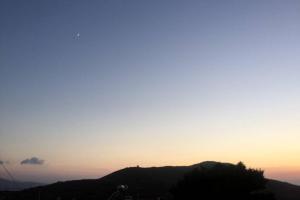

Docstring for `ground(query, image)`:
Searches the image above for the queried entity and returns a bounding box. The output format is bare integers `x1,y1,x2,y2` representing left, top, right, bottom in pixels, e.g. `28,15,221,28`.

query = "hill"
2,161,300,200
0,178,43,191
266,179,300,200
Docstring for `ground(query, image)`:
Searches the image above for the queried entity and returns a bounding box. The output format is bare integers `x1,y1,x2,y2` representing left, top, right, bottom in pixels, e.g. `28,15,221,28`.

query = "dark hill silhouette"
0,178,43,191
267,179,300,200
1,161,300,200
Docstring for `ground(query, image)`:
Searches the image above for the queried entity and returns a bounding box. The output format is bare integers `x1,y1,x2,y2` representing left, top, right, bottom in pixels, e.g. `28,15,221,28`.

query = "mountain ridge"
2,161,300,200
0,178,43,191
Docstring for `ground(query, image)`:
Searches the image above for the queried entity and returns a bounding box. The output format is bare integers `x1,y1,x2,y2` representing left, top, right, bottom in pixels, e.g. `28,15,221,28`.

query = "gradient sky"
1,0,300,184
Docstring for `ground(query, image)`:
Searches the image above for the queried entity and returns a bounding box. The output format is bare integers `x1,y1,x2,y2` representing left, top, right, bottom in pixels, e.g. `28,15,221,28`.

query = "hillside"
2,161,300,200
0,178,42,191
266,180,300,200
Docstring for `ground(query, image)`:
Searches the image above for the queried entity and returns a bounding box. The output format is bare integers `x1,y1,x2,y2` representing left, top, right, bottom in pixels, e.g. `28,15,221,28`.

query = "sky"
1,0,300,184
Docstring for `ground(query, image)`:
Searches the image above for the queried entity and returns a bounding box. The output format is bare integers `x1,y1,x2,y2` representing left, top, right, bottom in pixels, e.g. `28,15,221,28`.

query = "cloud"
21,157,44,165
0,160,3,165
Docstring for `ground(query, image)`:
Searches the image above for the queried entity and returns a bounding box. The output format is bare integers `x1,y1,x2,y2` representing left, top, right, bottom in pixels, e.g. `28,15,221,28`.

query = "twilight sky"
1,0,300,184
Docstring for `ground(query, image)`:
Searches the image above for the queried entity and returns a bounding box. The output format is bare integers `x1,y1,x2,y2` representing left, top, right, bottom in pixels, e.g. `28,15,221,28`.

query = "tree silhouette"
171,162,276,200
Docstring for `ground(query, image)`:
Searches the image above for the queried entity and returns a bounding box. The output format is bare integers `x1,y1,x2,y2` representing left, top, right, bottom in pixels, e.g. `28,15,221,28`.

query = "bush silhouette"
171,162,275,200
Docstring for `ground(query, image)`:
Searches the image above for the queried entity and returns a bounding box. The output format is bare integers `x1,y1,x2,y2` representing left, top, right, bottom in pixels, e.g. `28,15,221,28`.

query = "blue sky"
1,0,300,183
